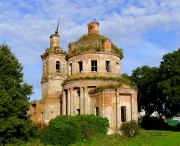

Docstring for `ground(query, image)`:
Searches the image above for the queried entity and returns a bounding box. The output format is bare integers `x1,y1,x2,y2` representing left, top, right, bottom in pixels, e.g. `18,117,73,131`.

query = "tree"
131,66,162,116
131,49,180,118
121,73,131,80
158,48,180,118
0,44,36,145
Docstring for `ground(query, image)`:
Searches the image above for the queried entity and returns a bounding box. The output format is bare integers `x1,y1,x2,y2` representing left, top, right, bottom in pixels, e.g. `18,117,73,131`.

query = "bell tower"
39,21,67,123
41,21,67,100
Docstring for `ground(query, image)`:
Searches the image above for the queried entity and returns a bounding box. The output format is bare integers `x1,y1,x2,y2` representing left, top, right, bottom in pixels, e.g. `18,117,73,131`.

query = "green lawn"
71,130,180,146
12,130,180,146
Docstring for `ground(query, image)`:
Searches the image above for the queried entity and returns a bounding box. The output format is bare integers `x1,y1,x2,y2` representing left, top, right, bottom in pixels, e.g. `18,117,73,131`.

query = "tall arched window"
56,61,60,72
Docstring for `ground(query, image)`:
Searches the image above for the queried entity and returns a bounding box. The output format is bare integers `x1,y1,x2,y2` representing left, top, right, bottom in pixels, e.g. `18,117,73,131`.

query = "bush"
41,116,83,145
35,123,48,135
140,116,168,130
41,126,83,146
76,115,109,134
176,123,180,130
40,115,109,145
120,120,140,137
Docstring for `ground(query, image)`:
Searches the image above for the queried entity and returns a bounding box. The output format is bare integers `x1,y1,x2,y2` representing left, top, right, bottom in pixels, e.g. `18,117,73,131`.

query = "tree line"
122,48,180,118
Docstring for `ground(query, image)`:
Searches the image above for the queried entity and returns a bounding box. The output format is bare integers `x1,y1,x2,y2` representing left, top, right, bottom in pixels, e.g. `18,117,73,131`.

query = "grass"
14,130,180,146
71,130,180,146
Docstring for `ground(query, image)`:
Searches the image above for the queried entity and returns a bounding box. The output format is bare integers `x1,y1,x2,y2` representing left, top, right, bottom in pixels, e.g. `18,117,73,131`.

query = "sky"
0,0,180,101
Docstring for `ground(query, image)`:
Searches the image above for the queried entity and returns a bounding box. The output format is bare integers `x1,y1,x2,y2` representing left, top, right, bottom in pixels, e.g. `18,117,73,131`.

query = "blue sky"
0,0,180,100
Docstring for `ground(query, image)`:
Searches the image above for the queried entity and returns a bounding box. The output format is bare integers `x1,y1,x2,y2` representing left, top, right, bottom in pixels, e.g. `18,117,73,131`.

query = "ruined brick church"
29,21,138,133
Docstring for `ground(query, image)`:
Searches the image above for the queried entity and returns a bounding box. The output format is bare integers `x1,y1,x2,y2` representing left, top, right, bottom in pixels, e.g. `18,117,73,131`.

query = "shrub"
41,126,82,146
41,115,83,145
140,116,168,130
79,121,95,140
120,120,140,137
40,115,109,145
35,123,48,135
76,115,109,135
176,123,180,130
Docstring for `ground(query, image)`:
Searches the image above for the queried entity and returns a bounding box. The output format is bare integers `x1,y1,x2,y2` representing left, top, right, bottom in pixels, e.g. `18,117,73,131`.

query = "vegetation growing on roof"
41,48,67,58
111,44,124,58
90,84,122,93
62,76,136,90
77,34,107,43
71,45,102,55
68,34,124,58
90,78,137,94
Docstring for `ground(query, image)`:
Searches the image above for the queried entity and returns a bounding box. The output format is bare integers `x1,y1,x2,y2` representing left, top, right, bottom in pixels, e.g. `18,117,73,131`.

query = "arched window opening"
78,61,83,73
69,63,72,75
44,61,48,74
56,61,60,72
121,106,126,122
106,61,110,72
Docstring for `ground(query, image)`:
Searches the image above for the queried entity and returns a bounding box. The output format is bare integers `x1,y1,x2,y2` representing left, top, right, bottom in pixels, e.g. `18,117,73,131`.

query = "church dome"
67,21,123,59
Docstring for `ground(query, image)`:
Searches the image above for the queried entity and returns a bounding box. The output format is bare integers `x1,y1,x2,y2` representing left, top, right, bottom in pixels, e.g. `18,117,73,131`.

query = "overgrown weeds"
119,120,140,138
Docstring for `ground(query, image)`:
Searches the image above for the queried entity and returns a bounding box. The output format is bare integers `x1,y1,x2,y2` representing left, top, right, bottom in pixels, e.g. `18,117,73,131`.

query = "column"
67,89,71,115
84,87,88,114
87,91,91,114
80,87,84,114
70,88,75,116
62,91,66,115
90,96,94,115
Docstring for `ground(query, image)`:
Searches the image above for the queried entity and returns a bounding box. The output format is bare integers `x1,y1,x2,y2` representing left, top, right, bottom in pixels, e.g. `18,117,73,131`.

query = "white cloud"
0,0,179,100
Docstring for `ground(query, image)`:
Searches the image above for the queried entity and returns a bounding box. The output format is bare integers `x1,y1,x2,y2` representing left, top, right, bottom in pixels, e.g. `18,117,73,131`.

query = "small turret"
50,21,60,49
103,39,111,52
87,20,99,35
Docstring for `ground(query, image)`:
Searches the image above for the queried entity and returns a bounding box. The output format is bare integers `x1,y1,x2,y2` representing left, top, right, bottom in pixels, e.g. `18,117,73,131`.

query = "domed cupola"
67,21,123,59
